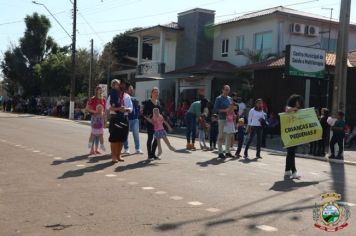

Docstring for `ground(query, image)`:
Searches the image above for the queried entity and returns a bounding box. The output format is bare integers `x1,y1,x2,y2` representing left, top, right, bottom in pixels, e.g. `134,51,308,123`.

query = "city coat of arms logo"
313,192,351,232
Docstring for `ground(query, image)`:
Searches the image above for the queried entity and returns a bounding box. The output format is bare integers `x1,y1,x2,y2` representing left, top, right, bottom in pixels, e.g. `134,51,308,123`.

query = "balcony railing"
137,61,165,76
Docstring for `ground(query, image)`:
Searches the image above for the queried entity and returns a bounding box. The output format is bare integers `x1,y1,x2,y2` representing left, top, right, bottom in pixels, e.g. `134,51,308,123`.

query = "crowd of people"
0,95,86,119
83,81,351,181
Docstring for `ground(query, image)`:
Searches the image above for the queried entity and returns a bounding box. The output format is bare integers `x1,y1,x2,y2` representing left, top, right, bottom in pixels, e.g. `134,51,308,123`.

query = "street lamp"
32,1,72,40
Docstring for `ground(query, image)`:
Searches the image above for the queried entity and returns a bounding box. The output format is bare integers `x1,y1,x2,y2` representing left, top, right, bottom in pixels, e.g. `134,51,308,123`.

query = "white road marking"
128,182,138,185
95,170,105,174
155,191,167,195
15,144,21,147
206,208,221,213
338,202,356,207
188,201,204,206
142,187,155,190
53,157,63,160
105,174,117,177
310,172,319,176
170,196,183,200
76,164,85,167
256,225,278,232
32,150,40,153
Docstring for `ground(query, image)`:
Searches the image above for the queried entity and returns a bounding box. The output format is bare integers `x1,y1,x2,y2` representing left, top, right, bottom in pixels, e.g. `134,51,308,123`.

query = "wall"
151,39,177,73
213,16,279,67
213,14,356,67
135,80,159,104
175,9,215,69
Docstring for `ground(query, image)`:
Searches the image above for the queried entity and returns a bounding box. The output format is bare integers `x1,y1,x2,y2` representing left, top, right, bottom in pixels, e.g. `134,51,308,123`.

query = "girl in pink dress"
147,108,176,157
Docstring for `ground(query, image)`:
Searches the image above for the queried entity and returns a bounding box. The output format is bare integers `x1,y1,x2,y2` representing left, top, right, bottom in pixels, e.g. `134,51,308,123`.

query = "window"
321,37,337,52
254,31,273,54
221,39,229,57
236,36,244,51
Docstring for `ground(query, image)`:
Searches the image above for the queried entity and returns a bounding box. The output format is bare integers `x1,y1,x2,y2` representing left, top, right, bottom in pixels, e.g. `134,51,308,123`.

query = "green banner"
279,108,323,148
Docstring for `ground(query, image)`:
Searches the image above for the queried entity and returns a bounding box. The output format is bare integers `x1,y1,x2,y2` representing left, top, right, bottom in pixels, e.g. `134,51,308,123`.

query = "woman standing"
86,86,106,155
143,87,161,160
244,99,266,159
285,94,304,179
106,79,133,163
185,98,209,150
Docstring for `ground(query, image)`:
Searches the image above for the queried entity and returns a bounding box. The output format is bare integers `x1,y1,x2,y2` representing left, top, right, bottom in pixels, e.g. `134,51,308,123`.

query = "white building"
213,6,356,67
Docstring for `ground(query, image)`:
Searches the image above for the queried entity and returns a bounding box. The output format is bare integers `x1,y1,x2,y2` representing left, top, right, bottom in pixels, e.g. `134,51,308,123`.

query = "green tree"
111,28,152,62
0,13,58,96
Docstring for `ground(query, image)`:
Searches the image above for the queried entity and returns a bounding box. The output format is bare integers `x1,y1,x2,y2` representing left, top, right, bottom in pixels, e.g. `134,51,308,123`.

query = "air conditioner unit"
306,25,319,37
290,23,305,35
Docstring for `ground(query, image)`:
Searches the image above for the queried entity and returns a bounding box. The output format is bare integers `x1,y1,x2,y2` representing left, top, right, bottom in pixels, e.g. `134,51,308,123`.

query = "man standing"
213,85,233,159
124,85,143,154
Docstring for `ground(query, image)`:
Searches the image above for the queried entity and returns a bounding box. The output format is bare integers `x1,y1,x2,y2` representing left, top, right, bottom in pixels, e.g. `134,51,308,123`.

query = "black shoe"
336,155,344,160
243,153,248,158
225,153,234,158
329,155,336,159
218,153,226,159
235,153,241,158
153,155,161,160
256,155,263,159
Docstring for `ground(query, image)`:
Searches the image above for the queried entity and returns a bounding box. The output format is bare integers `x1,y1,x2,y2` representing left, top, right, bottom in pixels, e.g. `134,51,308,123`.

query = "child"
223,104,237,157
329,111,346,160
235,118,246,158
198,114,208,150
209,114,218,150
88,104,106,154
147,108,176,158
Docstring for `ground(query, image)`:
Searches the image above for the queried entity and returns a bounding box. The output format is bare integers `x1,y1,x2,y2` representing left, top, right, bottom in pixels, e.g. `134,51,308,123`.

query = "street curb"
263,148,356,166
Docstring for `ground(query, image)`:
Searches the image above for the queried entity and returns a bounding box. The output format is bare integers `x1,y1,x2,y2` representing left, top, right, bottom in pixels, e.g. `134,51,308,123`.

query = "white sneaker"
291,172,301,179
135,149,144,154
123,149,130,155
284,171,292,176
100,144,106,152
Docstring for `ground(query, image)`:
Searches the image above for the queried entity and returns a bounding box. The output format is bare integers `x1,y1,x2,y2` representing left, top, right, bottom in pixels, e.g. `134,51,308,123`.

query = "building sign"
279,108,322,148
286,45,326,79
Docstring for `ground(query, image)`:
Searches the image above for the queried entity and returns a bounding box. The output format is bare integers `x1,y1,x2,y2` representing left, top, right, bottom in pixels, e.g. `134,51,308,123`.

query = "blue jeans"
124,119,141,150
185,112,197,143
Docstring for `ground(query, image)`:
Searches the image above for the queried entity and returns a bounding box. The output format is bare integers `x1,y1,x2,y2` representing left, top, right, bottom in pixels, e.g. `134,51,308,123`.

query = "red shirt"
87,96,105,113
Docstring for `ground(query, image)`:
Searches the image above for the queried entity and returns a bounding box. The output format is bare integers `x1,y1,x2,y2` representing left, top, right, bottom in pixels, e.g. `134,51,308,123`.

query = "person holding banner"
243,99,266,159
284,94,304,179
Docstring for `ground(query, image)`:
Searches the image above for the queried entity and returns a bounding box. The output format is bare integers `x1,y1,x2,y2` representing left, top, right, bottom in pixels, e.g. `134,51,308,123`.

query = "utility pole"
89,39,94,98
107,43,112,91
69,0,77,120
332,0,351,116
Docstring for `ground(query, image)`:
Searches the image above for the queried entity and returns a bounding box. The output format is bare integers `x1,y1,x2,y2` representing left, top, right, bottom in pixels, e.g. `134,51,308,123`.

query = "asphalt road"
0,112,355,236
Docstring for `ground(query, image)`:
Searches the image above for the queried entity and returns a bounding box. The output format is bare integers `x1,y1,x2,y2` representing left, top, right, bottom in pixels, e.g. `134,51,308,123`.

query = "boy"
329,111,345,160
235,118,246,158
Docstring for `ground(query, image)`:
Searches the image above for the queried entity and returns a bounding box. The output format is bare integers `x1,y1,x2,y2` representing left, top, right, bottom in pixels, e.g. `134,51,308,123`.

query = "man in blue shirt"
213,85,233,159
124,85,143,154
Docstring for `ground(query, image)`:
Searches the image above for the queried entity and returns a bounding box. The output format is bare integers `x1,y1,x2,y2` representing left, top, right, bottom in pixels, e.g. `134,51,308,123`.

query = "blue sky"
0,0,354,60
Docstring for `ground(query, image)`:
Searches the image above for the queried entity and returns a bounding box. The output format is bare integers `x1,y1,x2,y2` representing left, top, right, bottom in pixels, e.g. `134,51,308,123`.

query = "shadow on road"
154,191,317,235
52,154,90,165
58,161,114,179
269,179,320,192
196,157,225,167
238,157,259,164
328,162,346,201
115,160,160,172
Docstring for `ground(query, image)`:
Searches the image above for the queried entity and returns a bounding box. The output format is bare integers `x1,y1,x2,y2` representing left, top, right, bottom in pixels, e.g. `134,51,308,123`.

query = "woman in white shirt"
243,99,266,159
